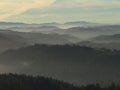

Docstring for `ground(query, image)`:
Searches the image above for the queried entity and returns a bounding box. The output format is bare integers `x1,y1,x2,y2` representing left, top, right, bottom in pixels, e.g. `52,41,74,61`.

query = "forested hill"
0,45,120,85
0,73,120,90
0,73,79,90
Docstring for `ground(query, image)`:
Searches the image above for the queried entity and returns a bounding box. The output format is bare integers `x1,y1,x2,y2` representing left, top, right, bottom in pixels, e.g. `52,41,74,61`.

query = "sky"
0,0,120,24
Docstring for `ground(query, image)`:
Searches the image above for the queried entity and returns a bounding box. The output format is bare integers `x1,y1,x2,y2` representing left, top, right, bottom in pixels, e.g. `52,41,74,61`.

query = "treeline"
0,73,78,90
0,73,119,90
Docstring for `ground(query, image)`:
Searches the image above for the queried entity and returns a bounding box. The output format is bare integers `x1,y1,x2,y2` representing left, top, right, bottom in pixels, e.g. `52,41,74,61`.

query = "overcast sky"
0,0,120,23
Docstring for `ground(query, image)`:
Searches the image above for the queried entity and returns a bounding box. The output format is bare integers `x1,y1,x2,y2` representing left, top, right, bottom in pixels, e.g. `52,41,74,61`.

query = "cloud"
79,0,120,7
53,0,120,8
2,0,120,23
0,0,55,20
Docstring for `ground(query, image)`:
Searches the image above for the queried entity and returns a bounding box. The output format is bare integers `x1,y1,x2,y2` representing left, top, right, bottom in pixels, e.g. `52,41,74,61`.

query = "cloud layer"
53,0,120,8
0,0,55,20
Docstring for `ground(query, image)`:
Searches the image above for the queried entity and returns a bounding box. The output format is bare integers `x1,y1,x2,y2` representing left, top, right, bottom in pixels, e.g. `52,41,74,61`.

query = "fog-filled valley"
1,22,120,51
0,22,120,87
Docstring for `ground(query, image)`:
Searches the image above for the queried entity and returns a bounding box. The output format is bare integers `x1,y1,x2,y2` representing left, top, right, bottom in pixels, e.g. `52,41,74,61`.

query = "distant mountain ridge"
65,21,98,25
0,21,101,29
78,34,120,50
0,30,79,53
90,34,120,43
0,32,27,53
0,21,98,25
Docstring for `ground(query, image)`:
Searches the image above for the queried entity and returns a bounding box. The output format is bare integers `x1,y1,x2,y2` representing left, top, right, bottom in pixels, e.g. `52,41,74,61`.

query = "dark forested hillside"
0,73,79,90
0,44,120,85
0,73,120,90
79,41,120,50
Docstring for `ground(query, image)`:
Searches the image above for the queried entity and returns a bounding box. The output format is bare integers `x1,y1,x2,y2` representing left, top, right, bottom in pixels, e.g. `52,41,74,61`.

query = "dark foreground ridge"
0,44,120,85
0,73,120,90
0,73,78,90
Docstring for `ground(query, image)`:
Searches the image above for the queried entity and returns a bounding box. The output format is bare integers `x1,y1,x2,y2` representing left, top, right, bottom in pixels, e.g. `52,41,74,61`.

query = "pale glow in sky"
0,0,120,23
0,0,55,20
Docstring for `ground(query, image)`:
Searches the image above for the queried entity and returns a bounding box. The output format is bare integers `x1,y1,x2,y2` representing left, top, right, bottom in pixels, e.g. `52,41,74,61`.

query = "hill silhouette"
0,73,119,90
0,44,120,85
0,73,79,90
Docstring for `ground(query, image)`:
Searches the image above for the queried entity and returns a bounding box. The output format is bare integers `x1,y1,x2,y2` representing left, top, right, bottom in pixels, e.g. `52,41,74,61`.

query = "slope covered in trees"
0,73,120,90
0,44,120,85
0,73,79,90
